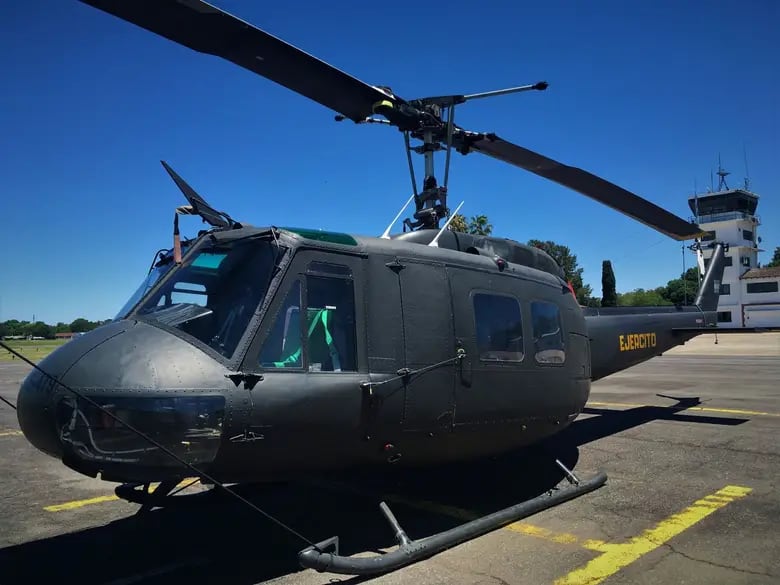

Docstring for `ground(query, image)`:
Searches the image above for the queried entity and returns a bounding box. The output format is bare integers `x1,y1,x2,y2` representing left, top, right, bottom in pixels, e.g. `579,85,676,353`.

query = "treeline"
599,264,702,308
0,318,111,339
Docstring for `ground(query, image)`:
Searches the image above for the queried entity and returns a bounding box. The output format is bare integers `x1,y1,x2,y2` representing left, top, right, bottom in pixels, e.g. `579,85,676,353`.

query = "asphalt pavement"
0,333,778,585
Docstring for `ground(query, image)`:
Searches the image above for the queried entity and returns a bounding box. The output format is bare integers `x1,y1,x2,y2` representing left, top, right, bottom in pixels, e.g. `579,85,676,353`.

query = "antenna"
682,243,687,305
429,201,465,247
380,194,415,239
716,153,730,191
743,144,751,190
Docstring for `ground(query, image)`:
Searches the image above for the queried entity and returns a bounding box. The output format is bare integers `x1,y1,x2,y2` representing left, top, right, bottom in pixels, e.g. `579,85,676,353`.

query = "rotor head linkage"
391,81,547,232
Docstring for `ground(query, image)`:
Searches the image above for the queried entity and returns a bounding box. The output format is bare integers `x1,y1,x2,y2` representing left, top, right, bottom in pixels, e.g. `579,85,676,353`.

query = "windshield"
133,238,282,359
114,246,190,320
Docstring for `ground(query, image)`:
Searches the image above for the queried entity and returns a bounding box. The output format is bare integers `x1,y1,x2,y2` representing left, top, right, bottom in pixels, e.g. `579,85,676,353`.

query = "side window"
473,293,524,362
531,301,565,364
169,283,207,306
259,280,303,368
305,273,357,372
156,282,208,307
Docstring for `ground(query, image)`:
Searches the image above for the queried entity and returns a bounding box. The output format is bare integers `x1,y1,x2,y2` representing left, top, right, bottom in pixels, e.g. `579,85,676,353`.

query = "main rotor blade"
161,160,231,228
79,0,398,122
469,135,705,241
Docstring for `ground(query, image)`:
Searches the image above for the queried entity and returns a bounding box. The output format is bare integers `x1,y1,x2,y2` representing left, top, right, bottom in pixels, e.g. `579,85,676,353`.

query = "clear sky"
1,0,778,324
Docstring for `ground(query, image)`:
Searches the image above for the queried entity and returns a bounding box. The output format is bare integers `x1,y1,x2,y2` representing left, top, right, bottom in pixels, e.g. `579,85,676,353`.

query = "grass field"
0,339,68,363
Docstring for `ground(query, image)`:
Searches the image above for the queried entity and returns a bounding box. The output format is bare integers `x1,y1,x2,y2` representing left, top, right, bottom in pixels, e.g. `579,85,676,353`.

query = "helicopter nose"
17,320,230,482
17,320,135,459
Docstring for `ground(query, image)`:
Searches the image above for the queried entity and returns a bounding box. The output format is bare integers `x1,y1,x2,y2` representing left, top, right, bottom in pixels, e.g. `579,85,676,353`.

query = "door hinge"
385,259,405,272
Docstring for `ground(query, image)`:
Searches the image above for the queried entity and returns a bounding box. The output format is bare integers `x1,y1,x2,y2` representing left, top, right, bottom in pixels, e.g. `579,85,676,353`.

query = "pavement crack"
663,542,775,577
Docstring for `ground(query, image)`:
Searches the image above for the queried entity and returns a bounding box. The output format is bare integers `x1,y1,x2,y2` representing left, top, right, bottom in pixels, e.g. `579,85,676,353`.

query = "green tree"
69,318,94,333
767,246,780,268
467,215,493,236
29,321,54,339
448,213,468,233
448,213,493,236
601,260,617,307
618,288,673,306
661,267,700,305
528,239,593,305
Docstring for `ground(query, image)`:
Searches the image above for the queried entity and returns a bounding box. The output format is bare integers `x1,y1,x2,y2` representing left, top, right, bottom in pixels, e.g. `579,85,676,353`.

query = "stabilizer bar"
298,469,607,575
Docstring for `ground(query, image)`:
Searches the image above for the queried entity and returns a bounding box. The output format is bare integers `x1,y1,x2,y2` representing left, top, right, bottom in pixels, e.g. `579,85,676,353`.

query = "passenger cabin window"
258,263,357,372
473,293,524,362
531,301,565,364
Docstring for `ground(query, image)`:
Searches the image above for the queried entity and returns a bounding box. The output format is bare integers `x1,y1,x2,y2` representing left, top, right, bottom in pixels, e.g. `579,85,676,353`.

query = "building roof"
740,266,780,280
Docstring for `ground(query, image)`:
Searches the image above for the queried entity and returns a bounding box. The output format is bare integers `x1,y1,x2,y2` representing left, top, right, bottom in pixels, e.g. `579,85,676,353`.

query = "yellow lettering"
618,332,658,352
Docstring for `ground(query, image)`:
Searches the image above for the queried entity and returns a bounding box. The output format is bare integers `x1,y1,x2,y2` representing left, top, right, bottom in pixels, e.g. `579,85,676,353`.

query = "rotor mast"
400,82,548,231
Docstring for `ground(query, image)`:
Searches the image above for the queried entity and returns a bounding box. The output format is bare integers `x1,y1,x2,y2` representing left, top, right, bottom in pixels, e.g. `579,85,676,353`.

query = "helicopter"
10,0,732,576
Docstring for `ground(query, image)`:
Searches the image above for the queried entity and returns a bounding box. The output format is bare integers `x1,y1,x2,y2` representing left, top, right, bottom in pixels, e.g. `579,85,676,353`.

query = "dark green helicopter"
12,0,731,575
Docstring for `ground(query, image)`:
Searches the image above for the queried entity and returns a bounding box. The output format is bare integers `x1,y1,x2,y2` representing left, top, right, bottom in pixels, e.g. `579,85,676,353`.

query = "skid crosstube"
298,468,608,575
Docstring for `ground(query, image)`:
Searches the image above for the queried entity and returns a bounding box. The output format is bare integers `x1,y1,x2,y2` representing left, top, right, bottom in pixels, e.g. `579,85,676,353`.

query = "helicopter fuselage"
16,225,598,484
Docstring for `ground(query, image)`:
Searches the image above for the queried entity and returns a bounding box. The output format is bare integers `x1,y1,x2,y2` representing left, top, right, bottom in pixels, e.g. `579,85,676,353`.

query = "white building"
689,186,780,328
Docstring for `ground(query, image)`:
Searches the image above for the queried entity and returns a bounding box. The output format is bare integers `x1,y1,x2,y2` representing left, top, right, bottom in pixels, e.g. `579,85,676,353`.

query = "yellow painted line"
0,430,23,437
44,494,119,512
383,492,608,551
555,485,752,585
588,400,780,418
43,478,200,512
505,522,608,552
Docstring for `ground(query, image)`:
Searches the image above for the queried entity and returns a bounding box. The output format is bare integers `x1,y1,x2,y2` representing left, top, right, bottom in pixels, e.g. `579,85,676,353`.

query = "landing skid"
298,460,607,575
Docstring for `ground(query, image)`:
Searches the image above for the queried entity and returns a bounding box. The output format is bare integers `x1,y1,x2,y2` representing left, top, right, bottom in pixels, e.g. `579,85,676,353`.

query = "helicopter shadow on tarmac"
0,399,748,585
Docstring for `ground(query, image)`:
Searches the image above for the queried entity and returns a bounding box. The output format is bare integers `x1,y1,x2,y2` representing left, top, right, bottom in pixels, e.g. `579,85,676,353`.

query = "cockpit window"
132,238,282,359
114,245,191,320
257,262,357,372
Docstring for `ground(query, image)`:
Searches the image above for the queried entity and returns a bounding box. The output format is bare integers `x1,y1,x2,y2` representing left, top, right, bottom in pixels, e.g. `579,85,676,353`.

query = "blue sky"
1,0,778,324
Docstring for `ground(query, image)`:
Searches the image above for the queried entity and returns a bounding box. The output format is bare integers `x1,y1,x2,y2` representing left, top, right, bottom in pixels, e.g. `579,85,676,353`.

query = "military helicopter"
10,0,731,576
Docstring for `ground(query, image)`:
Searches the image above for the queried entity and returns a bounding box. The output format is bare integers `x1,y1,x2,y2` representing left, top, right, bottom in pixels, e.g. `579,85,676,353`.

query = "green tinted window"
305,275,357,372
259,280,303,368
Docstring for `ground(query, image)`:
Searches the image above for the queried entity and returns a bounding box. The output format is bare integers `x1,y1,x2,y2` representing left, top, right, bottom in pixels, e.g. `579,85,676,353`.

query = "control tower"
688,165,779,327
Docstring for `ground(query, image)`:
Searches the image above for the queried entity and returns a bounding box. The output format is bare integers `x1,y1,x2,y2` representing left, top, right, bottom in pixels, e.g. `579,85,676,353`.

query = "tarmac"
0,332,778,584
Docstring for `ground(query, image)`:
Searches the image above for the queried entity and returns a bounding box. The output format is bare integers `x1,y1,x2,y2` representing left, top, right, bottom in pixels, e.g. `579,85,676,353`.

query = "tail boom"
584,242,727,381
